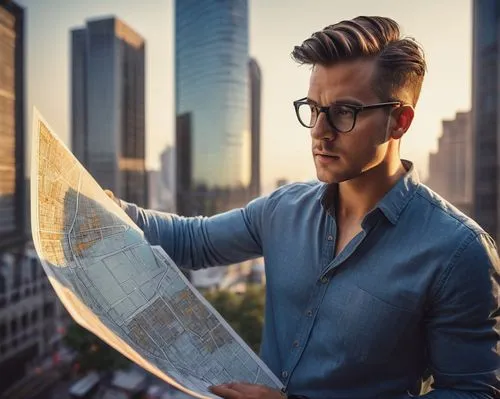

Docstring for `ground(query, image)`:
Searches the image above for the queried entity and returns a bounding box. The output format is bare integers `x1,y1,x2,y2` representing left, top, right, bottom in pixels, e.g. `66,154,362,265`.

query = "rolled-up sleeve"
119,196,267,269
422,233,499,398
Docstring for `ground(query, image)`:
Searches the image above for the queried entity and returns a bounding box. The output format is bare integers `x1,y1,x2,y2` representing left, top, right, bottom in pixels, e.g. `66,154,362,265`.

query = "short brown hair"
291,16,426,106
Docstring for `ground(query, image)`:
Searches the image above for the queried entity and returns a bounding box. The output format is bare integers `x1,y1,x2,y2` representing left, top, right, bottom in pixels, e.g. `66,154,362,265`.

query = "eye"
331,105,353,117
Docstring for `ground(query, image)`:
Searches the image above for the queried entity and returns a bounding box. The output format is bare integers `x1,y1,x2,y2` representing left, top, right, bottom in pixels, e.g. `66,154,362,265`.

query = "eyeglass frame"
293,97,403,133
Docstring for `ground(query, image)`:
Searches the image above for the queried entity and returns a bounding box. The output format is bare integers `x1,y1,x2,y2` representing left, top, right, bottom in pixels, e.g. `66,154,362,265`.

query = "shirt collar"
319,160,420,225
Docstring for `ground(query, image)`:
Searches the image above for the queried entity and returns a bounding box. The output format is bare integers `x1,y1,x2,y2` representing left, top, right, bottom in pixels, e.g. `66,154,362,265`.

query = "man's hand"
104,189,121,207
209,383,285,399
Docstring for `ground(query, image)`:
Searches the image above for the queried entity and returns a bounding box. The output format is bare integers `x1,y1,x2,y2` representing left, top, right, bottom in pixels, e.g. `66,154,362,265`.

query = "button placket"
281,215,334,389
281,279,331,389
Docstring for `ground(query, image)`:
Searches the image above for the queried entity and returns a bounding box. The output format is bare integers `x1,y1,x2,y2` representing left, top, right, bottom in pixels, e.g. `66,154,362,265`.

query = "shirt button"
292,340,300,348
306,309,313,317
327,235,334,241
320,276,329,284
281,371,288,378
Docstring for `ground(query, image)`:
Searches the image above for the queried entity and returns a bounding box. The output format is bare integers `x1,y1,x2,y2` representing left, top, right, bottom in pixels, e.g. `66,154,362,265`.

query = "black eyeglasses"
293,97,403,133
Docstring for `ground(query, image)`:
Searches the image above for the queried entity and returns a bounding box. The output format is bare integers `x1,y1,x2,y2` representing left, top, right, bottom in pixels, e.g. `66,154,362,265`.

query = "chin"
316,170,343,184
316,167,355,184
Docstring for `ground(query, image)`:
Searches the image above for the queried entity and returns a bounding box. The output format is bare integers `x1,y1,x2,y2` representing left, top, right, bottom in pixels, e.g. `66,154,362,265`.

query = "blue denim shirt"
122,162,499,399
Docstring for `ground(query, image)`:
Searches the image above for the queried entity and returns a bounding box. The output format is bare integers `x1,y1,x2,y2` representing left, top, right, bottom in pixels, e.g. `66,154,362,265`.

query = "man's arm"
117,195,268,270
421,233,499,398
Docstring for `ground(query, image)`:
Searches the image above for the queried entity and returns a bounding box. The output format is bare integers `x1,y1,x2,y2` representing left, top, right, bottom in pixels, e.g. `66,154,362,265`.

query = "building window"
10,291,19,303
12,255,22,289
31,258,38,282
21,313,28,329
0,274,5,295
0,322,6,340
0,274,5,307
11,319,17,335
43,303,54,318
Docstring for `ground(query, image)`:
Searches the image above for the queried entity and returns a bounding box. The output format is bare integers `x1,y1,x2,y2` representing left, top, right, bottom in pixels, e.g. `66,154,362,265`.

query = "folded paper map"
30,109,282,399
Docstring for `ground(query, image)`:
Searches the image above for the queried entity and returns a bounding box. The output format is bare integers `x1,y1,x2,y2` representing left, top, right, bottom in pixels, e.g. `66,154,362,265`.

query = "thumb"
104,189,120,207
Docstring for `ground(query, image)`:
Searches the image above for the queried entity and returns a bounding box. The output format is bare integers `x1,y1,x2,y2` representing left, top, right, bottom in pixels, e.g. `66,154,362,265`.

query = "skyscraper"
175,0,251,288
175,0,251,217
472,0,500,243
426,112,473,216
249,58,261,198
71,17,147,207
159,145,176,212
148,146,176,213
176,112,192,216
160,146,176,195
0,0,25,250
0,246,67,394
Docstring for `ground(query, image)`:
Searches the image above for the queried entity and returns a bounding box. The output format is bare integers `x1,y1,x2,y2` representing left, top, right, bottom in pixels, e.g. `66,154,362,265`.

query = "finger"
223,382,255,393
225,383,282,398
209,384,243,399
104,189,121,207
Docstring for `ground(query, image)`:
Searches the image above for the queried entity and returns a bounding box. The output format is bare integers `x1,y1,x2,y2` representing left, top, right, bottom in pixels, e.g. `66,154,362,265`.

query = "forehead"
307,59,379,103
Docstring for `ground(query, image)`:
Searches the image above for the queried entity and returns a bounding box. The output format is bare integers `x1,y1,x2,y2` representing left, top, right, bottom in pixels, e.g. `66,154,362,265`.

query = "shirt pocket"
322,283,418,366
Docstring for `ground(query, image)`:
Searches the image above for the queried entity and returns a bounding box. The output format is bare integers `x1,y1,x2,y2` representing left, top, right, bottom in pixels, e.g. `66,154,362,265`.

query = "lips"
315,153,340,164
316,153,337,157
314,153,339,159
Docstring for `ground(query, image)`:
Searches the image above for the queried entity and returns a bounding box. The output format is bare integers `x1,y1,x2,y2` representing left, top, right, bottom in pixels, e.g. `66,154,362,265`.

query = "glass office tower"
0,1,25,250
175,0,251,288
472,0,500,244
71,17,147,207
175,0,250,218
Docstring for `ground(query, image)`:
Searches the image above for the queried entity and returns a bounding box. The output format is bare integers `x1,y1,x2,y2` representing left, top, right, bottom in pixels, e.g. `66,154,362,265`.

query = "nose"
310,112,337,141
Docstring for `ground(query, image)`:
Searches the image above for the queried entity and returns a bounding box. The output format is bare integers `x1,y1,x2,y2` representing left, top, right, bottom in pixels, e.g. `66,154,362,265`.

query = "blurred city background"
0,0,498,397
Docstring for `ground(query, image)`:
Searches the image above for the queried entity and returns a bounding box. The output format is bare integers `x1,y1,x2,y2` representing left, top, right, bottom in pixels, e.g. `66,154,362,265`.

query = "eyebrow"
306,97,364,106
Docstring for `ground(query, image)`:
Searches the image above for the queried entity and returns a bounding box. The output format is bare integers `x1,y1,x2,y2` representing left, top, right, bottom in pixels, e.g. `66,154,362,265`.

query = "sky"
16,0,472,194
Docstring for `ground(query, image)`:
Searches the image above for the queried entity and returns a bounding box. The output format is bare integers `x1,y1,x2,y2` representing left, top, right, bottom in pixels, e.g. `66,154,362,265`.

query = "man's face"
308,60,395,184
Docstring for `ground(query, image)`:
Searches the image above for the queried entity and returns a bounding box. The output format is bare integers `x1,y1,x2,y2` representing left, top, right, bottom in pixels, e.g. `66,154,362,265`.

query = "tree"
205,284,266,353
237,285,266,353
64,323,130,373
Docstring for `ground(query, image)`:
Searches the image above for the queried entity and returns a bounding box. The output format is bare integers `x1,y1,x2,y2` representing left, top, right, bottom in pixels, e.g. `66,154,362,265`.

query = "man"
111,16,499,399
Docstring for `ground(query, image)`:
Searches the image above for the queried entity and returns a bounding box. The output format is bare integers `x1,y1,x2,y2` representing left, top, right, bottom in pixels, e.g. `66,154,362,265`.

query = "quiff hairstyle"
292,16,426,107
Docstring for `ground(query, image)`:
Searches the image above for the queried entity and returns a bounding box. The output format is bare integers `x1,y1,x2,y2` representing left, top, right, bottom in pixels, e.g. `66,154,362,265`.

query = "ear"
391,105,414,140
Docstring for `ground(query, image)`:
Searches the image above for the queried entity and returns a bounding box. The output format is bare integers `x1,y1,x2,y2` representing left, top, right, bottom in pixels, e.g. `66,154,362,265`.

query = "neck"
337,158,407,222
